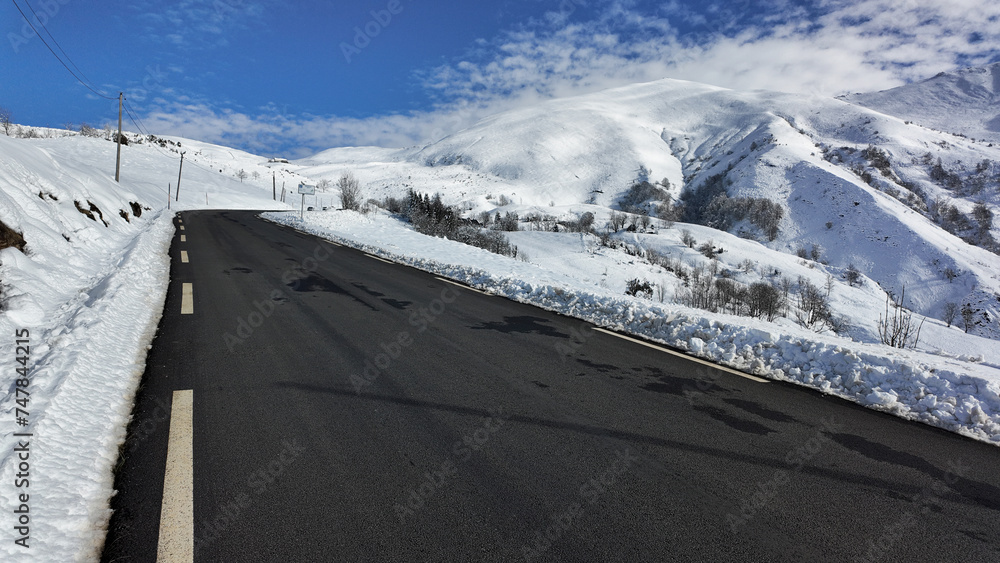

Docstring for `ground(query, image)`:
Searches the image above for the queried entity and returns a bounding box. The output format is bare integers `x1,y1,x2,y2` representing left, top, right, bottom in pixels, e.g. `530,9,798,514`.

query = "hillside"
293,74,1000,345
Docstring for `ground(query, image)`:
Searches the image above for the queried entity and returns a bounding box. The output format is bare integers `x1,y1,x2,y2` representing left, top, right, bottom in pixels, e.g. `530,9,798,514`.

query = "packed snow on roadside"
0,131,291,561
265,208,1000,446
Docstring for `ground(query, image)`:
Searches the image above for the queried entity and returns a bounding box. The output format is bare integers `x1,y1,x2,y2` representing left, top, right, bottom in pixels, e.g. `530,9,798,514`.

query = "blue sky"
2,0,999,156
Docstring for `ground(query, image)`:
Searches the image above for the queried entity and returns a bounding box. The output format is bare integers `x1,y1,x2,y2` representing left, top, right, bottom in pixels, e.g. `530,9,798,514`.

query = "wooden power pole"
114,92,123,182
175,152,185,201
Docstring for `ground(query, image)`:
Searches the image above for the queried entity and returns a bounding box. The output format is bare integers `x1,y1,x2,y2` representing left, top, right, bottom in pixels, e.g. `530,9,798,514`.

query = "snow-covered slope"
842,62,1000,143
294,75,1000,343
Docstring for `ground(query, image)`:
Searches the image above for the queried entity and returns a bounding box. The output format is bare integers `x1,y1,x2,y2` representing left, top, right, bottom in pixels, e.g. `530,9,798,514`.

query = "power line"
9,0,116,100
121,99,221,175
21,0,104,95
10,1,235,183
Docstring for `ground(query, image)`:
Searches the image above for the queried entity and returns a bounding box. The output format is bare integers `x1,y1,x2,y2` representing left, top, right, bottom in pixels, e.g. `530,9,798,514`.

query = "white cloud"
140,0,1000,154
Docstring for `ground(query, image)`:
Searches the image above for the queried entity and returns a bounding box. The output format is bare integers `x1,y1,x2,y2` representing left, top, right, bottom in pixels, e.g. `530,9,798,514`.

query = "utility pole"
167,183,171,210
175,152,185,201
114,92,123,182
273,172,276,200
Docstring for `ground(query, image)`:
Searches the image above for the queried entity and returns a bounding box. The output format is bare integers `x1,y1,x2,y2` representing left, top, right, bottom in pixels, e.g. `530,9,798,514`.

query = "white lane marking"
180,251,189,264
181,284,194,315
180,225,185,231
157,389,194,563
434,277,491,296
364,253,394,264
180,235,187,242
592,327,769,383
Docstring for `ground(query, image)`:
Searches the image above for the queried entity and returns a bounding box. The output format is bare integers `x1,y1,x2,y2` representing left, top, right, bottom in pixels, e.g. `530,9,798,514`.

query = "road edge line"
593,327,769,383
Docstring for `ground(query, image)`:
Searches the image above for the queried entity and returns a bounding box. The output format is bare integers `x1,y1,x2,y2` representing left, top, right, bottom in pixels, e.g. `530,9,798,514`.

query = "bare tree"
961,304,976,333
680,229,696,248
338,171,362,211
236,169,248,182
608,211,627,232
878,286,924,349
0,107,12,136
655,281,668,303
942,302,958,328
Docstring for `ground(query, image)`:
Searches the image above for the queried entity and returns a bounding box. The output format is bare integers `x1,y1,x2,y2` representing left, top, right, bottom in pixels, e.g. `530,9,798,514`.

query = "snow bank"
264,210,1000,446
0,213,174,560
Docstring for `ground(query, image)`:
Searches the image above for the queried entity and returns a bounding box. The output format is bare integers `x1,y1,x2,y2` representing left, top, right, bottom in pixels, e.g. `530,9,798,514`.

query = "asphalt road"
102,210,1000,562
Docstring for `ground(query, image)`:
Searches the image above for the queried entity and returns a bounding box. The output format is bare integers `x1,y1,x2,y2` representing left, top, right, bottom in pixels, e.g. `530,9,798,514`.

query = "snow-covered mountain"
842,62,1000,143
296,71,1000,342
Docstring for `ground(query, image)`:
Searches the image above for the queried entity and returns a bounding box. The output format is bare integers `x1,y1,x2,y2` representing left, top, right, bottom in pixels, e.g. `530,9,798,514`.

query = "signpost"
298,183,316,220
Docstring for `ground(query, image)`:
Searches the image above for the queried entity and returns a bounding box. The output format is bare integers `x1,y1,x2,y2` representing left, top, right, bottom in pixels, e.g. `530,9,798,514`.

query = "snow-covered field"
0,63,998,560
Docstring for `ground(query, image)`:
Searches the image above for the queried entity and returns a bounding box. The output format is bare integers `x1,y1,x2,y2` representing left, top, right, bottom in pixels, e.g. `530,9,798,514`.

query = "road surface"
102,210,1000,562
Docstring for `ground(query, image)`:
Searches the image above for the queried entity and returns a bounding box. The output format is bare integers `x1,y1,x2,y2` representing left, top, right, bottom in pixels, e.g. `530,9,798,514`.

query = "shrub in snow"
878,286,924,349
625,278,653,299
494,211,519,232
619,181,670,214
404,189,518,258
844,264,861,287
861,145,893,176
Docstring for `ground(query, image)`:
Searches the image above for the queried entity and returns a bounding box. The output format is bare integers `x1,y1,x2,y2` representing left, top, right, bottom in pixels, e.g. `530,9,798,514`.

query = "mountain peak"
842,62,1000,142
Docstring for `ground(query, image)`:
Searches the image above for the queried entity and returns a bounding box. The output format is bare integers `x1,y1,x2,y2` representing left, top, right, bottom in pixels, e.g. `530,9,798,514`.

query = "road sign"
298,183,316,195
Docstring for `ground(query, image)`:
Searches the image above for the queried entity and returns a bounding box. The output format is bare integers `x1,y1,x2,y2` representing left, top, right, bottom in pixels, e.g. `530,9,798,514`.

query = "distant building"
268,157,290,164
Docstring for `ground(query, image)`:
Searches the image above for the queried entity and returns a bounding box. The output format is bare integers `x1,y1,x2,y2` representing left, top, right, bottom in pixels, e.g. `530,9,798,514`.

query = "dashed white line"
592,327,769,383
434,277,491,296
181,283,194,315
180,235,187,242
179,225,185,231
180,251,189,264
156,389,193,563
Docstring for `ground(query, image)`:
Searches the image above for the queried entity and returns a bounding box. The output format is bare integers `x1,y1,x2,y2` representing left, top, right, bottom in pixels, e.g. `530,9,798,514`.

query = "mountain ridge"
298,72,1000,340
